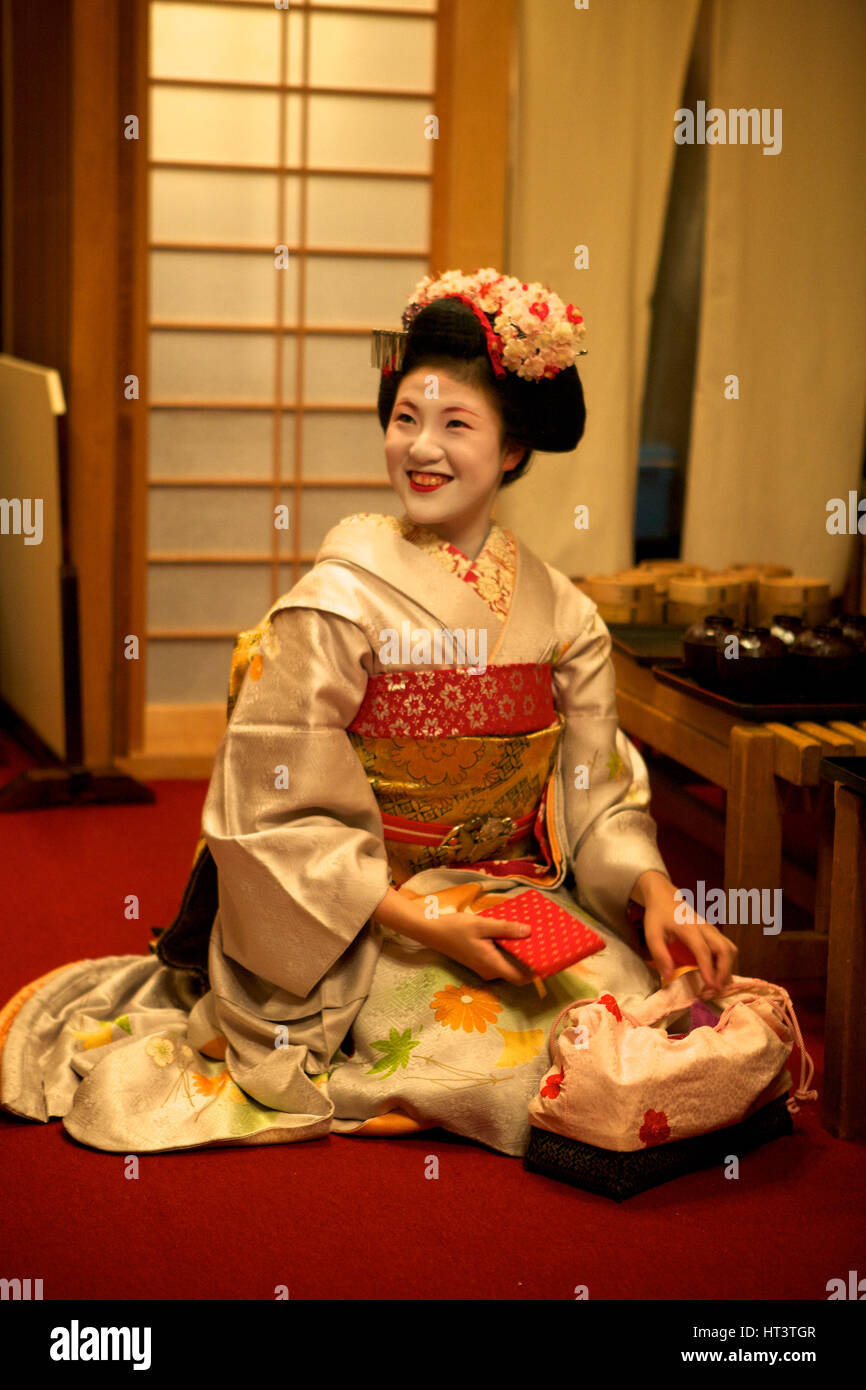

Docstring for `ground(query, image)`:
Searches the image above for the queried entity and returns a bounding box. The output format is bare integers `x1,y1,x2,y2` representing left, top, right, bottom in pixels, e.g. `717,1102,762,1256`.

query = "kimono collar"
338,513,516,622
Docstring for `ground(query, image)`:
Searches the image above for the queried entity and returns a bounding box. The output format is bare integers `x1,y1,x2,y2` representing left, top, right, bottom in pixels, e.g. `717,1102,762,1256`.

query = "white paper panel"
299,333,378,404
306,174,429,249
149,409,282,478
151,169,296,246
150,331,296,402
149,486,296,555
294,411,388,479
151,2,281,83
151,85,279,164
308,12,434,92
304,95,433,171
300,487,400,551
147,638,236,703
151,250,292,324
148,563,272,630
304,255,428,326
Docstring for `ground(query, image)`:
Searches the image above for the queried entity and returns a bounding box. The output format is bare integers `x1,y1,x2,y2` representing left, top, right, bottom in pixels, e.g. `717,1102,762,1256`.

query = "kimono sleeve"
201,605,392,999
552,595,670,935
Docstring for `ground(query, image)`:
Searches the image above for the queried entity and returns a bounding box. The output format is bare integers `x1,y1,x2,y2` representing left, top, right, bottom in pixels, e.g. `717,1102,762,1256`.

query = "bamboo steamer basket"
576,571,661,624
637,560,709,579
726,563,793,623
666,575,744,627
700,570,752,623
755,576,831,627
728,563,793,578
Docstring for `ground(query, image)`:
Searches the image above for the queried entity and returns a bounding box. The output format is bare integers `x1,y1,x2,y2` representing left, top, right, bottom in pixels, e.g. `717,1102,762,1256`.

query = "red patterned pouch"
475,890,605,980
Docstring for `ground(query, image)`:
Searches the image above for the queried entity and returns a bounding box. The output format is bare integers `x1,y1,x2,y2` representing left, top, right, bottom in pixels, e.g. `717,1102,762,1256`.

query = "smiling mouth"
407,470,454,487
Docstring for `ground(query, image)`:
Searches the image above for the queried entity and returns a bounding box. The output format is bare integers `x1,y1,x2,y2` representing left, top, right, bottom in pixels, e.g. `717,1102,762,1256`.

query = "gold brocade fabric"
348,717,563,884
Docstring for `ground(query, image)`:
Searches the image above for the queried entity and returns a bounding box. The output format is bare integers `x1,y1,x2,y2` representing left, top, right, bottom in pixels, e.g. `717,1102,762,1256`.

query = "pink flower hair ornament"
373,267,587,384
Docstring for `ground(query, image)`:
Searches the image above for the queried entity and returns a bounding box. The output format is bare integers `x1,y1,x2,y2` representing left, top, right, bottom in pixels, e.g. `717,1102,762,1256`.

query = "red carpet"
1,733,864,1302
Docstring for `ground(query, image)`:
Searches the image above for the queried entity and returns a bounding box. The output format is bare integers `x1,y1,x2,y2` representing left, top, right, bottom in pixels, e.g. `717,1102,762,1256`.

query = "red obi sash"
348,663,555,738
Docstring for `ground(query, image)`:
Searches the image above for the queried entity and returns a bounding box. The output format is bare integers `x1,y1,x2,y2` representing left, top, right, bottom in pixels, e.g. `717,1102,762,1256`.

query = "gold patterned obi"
348,664,564,886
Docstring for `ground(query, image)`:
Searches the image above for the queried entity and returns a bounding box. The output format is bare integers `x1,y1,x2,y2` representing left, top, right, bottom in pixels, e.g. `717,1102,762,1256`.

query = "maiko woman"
0,268,736,1157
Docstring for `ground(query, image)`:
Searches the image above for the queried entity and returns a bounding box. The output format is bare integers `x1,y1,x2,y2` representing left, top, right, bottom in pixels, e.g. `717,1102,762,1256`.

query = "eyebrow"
394,396,481,419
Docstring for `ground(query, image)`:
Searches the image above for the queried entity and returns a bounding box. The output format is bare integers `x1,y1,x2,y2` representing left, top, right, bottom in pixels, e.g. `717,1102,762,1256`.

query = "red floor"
1,733,864,1303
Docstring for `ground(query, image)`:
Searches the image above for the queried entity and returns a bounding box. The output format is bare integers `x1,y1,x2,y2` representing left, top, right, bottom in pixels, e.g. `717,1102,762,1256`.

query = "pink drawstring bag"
528,971,817,1158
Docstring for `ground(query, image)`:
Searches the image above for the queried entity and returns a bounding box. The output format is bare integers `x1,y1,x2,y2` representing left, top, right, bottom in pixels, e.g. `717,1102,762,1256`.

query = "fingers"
687,926,738,991
479,941,536,985
643,925,675,984
474,917,532,941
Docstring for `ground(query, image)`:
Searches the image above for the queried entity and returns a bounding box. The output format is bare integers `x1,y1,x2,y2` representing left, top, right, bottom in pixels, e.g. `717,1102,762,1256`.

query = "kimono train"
0,512,671,1157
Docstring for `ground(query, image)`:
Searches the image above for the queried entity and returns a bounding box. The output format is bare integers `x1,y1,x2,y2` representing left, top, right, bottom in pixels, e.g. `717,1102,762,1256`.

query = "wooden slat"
610,649,658,701
152,77,435,100
273,12,291,602
643,759,818,917
828,720,866,754
614,689,729,788
149,629,245,641
794,721,856,756
763,721,822,785
150,242,427,258
814,784,835,935
170,0,436,15
69,0,121,766
749,931,827,980
148,476,392,488
115,752,216,780
431,0,512,271
143,702,226,754
150,323,392,335
823,785,866,1138
192,0,436,14
115,0,149,758
149,159,432,180
723,725,783,978
148,552,313,564
148,399,378,411
653,678,740,746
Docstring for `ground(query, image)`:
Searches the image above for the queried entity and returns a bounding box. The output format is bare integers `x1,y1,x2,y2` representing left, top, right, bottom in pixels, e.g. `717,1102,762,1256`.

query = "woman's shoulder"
262,514,393,630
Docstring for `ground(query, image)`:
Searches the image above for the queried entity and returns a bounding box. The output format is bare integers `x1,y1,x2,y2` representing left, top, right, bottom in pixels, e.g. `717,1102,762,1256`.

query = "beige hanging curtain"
682,0,866,592
498,0,701,576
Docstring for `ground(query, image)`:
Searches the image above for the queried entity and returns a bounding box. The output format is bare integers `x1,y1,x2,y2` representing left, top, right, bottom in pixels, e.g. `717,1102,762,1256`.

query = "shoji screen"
147,0,436,707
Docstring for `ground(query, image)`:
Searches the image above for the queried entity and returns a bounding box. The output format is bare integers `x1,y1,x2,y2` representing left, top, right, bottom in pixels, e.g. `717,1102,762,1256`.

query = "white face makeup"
383,366,524,559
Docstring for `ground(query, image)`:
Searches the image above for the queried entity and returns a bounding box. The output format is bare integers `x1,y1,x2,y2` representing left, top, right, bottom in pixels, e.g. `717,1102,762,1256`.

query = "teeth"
411,471,450,484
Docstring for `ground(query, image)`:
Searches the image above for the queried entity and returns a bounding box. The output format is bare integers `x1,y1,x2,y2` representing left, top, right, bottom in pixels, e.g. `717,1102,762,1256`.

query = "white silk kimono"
0,513,669,1157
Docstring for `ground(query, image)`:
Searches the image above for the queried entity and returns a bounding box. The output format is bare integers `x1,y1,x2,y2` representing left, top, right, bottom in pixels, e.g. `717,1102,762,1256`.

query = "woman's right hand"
373,888,536,985
414,909,537,985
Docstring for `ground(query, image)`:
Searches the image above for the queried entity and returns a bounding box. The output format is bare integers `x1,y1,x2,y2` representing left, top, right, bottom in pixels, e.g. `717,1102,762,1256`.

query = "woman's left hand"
633,871,739,992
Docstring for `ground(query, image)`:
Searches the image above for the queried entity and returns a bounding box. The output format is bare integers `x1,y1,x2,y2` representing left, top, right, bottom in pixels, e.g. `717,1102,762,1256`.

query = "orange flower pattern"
430,985,503,1034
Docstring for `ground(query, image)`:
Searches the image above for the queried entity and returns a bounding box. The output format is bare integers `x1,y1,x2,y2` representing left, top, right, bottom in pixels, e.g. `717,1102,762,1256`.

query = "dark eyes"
396,413,467,427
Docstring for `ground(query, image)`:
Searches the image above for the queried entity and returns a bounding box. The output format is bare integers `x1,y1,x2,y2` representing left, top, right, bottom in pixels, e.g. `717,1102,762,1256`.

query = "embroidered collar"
345,513,516,622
